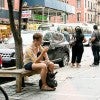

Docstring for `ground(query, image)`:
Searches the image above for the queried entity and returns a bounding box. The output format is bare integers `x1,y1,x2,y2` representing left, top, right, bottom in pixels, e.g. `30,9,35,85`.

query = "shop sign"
33,14,47,21
22,10,31,18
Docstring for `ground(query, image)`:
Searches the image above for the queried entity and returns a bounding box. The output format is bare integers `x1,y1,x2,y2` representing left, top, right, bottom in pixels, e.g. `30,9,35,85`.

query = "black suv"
0,31,70,67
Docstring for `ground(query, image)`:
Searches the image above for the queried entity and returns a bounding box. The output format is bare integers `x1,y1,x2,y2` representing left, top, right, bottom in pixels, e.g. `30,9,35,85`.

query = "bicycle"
0,85,9,100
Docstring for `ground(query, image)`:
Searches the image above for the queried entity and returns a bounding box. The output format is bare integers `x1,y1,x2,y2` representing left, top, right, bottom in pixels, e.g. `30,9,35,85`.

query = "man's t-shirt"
91,30,100,46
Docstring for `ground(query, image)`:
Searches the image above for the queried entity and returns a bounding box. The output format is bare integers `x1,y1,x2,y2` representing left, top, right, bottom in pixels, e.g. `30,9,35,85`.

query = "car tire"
59,53,69,67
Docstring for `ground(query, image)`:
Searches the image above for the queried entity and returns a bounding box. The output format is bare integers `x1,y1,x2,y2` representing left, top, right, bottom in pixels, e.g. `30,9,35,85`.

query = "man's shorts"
24,62,33,70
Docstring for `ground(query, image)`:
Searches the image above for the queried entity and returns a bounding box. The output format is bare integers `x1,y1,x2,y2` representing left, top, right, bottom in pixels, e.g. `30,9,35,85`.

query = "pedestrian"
57,26,61,32
90,25,100,66
62,28,70,42
23,33,55,91
71,26,86,67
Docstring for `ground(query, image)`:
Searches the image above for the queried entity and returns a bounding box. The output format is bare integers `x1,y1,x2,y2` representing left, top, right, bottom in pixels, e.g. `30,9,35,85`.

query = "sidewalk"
1,65,100,100
1,47,100,100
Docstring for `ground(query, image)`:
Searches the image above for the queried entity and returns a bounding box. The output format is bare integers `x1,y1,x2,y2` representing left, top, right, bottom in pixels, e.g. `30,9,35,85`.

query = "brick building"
0,0,19,23
0,0,19,38
96,0,100,25
59,0,100,25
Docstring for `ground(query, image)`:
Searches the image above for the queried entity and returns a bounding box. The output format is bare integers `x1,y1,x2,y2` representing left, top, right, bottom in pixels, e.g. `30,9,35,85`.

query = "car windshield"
43,32,52,41
53,32,65,42
43,31,64,42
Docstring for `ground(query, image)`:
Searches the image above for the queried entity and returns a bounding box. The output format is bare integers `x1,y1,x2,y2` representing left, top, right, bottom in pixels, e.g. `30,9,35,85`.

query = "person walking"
90,25,100,66
71,26,86,67
23,33,55,91
62,28,70,42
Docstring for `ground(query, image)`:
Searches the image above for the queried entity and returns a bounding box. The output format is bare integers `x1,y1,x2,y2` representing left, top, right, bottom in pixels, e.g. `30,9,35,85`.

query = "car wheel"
59,53,69,67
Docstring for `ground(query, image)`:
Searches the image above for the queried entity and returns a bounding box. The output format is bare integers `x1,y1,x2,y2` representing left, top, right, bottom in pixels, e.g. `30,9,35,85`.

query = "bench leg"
22,77,25,87
16,75,22,93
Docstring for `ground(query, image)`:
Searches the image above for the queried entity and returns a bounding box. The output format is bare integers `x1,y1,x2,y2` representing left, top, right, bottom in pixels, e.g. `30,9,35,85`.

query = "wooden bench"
0,68,40,93
0,64,59,93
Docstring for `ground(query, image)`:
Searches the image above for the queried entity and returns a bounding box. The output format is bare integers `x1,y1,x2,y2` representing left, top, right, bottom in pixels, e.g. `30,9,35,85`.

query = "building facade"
96,0,100,25
22,0,75,30
0,0,19,23
59,0,100,25
0,0,19,39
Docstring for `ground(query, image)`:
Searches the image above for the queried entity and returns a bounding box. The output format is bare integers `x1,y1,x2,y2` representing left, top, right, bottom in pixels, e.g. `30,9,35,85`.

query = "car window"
53,32,64,42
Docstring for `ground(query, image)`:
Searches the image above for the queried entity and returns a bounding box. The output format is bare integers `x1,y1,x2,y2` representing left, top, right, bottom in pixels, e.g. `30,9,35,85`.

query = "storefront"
0,24,11,42
0,9,18,38
22,0,75,30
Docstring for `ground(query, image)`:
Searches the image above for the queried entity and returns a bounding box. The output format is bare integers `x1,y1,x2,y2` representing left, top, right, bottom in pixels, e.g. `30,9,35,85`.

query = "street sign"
22,10,31,18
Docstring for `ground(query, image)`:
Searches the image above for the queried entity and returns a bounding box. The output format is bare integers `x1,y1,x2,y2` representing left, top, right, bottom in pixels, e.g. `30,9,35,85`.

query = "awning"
23,0,75,14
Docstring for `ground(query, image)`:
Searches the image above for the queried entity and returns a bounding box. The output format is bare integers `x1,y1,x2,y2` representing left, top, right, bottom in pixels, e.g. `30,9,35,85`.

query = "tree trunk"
7,0,23,69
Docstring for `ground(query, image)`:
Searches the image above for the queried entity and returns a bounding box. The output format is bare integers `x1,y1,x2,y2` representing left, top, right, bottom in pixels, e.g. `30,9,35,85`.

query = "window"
12,0,14,7
77,0,81,8
0,0,4,8
85,13,87,21
85,0,86,8
88,14,90,21
91,14,92,22
88,1,89,8
77,13,81,22
91,2,92,9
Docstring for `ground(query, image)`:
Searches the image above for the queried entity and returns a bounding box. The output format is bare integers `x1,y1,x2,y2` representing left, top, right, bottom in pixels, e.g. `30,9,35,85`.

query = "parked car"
0,30,34,67
43,31,70,67
0,30,70,68
83,33,92,46
38,23,58,31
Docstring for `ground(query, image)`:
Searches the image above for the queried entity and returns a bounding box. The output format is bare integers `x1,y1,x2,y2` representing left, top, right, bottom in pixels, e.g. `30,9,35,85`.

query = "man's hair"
93,25,98,30
33,33,42,40
64,28,67,31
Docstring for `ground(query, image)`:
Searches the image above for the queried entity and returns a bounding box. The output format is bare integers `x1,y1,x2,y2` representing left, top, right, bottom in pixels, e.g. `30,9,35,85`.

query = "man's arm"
90,37,96,42
90,32,96,43
35,47,49,63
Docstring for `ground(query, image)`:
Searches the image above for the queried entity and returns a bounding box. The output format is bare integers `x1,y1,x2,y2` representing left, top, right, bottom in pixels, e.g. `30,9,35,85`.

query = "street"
0,0,100,100
1,47,100,100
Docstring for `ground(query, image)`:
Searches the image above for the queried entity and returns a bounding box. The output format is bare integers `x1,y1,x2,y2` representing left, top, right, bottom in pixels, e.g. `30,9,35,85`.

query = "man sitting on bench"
24,33,55,91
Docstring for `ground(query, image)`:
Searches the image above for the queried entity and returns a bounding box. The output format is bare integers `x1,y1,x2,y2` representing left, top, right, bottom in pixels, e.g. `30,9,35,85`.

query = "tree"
7,0,23,69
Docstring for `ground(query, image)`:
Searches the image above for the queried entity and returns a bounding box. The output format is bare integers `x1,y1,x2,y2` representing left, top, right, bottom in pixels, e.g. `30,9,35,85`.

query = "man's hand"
42,46,49,53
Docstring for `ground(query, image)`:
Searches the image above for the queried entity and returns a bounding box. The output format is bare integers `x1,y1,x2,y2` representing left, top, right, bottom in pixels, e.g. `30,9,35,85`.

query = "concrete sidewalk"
1,47,100,100
1,65,100,100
